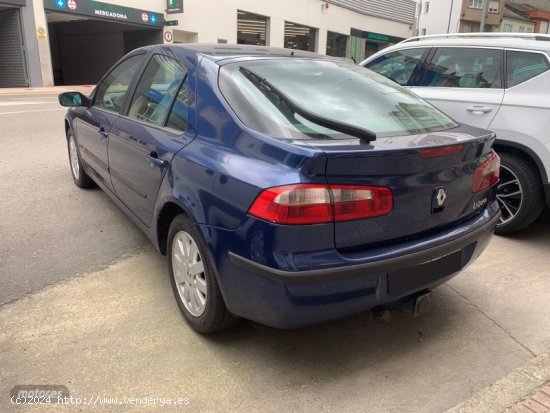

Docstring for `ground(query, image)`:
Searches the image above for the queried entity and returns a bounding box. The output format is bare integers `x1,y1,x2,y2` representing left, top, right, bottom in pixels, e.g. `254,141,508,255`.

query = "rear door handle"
98,126,109,139
146,152,167,168
467,105,493,114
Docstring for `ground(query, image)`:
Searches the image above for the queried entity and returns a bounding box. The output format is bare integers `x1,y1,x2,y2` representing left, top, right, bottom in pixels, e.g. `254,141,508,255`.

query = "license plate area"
388,250,463,296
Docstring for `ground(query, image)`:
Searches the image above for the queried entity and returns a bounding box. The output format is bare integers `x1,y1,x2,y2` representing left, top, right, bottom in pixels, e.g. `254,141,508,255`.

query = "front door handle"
146,152,167,168
98,126,109,139
467,105,493,114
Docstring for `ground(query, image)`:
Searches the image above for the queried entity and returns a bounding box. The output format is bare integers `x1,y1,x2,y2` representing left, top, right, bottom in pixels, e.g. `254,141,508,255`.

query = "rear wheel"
495,152,544,234
67,130,93,188
167,214,235,333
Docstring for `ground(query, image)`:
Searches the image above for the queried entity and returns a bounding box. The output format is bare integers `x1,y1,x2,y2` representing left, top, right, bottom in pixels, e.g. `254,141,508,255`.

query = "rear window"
219,59,457,140
506,50,550,87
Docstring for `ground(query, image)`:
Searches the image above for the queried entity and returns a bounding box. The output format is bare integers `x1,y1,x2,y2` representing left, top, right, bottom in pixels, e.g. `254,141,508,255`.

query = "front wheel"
67,130,94,188
167,214,235,333
495,152,544,234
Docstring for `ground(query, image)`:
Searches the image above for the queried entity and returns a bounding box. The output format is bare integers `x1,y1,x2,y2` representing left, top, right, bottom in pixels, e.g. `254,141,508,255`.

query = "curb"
447,354,550,413
0,86,95,96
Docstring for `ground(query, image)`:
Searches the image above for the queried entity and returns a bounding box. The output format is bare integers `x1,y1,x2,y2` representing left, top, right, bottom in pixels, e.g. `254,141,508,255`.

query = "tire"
495,152,544,234
67,130,94,188
167,214,235,333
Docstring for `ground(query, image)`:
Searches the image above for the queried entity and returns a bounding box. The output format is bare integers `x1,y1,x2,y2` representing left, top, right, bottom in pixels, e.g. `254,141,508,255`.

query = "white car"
362,33,550,234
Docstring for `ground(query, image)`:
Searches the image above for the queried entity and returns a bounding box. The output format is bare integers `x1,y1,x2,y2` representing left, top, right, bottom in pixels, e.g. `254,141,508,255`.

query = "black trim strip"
229,211,500,284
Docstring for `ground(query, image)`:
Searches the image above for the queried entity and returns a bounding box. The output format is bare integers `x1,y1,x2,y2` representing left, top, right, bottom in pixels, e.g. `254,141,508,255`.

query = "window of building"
503,23,513,32
284,21,317,52
421,28,426,35
519,26,525,33
506,50,550,87
425,2,430,13
237,10,268,46
469,0,483,9
489,1,500,13
422,47,503,88
326,31,348,57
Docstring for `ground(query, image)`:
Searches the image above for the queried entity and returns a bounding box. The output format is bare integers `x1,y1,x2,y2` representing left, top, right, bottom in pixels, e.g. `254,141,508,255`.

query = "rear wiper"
239,66,377,143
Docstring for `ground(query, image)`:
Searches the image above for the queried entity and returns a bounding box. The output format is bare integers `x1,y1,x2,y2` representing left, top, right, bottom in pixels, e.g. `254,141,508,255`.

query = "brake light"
472,151,500,193
248,184,393,225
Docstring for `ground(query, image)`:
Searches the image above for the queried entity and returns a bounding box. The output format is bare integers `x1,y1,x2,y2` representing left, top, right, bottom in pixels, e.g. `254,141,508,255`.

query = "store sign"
367,32,389,42
350,28,404,45
166,0,183,14
44,0,164,26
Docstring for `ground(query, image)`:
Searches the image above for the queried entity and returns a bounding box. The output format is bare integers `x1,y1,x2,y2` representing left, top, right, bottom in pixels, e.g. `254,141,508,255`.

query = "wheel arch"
493,140,550,206
156,201,190,255
493,140,547,183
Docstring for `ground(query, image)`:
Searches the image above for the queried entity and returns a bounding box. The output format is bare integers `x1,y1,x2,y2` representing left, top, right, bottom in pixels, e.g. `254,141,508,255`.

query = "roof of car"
142,43,346,63
397,33,550,52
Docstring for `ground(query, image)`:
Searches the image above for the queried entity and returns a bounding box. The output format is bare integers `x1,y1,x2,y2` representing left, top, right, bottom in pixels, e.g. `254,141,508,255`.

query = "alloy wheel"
171,231,207,317
496,165,523,226
69,135,80,180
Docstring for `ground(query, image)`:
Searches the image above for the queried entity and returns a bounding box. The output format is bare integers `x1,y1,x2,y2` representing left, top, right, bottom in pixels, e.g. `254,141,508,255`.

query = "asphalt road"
0,94,149,305
1,92,549,412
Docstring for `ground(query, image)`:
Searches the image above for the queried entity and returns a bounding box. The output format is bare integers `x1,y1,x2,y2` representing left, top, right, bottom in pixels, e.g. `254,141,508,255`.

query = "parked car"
59,44,500,333
362,33,550,234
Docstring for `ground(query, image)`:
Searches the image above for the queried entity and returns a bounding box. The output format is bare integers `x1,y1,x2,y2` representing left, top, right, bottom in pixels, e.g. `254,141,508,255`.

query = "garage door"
0,8,28,87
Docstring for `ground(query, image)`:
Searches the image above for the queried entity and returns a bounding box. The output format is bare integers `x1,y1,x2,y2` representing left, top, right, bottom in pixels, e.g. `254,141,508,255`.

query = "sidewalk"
0,85,95,96
447,354,550,412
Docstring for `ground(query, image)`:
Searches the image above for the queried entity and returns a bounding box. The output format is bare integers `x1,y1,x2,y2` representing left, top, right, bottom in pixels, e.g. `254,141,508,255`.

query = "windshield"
219,59,457,140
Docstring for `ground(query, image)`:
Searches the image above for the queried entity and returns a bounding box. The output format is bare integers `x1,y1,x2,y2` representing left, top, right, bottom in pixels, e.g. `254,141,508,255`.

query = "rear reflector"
420,145,464,158
472,151,500,193
248,184,393,225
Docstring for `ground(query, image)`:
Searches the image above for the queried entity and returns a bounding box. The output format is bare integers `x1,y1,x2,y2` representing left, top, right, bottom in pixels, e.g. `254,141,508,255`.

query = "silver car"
362,33,550,234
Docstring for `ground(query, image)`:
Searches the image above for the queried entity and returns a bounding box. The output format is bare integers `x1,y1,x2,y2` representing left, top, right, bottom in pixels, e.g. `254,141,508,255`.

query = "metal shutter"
0,8,28,87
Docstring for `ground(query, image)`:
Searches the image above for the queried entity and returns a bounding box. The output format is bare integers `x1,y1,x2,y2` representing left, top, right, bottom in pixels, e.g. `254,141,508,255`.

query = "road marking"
0,108,65,115
0,101,60,106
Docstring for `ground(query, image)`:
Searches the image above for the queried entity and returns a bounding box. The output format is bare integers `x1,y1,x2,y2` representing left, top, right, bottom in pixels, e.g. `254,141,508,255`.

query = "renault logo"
436,188,447,206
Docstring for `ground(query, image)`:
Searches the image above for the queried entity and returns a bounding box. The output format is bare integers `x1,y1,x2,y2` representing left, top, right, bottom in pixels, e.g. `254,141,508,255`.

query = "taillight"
472,151,500,193
248,184,393,225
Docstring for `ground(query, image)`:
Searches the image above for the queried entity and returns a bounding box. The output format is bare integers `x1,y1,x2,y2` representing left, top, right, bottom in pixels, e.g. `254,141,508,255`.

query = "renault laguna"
59,45,500,333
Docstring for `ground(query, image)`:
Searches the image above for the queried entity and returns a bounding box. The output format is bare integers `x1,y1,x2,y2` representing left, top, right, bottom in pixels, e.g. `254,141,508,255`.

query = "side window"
506,50,550,88
422,48,502,88
165,77,192,132
94,54,146,113
127,54,186,127
365,48,427,86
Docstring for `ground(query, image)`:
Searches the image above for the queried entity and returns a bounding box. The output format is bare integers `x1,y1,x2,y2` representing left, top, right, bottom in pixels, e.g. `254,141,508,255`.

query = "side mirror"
58,92,90,107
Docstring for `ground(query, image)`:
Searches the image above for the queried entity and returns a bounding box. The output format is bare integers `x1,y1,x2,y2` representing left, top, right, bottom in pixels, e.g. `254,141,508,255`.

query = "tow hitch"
373,291,432,323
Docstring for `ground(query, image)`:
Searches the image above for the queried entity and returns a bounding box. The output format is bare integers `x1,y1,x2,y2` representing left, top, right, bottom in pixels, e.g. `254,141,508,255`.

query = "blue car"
59,44,501,333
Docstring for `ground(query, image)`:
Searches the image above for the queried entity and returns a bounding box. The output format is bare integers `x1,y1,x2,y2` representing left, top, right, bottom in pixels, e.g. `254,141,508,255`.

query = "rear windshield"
219,59,457,140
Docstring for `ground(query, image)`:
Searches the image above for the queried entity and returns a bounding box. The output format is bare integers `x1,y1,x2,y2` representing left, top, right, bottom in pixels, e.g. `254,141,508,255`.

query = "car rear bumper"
212,202,500,329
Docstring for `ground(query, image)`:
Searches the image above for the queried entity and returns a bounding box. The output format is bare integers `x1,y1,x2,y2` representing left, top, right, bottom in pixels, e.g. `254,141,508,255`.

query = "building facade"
508,0,550,33
0,0,415,88
417,0,505,35
494,3,535,32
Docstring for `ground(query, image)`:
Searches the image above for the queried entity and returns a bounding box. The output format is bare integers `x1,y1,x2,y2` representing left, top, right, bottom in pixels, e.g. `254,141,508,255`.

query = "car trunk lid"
306,124,496,251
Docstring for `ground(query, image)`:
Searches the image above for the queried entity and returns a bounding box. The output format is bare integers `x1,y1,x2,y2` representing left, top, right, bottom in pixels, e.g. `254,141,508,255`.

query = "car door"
108,53,195,227
409,47,505,129
75,54,147,190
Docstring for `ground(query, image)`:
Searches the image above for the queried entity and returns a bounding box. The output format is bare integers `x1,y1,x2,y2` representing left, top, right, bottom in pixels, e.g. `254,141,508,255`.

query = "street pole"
480,0,489,32
413,1,422,36
447,0,455,33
